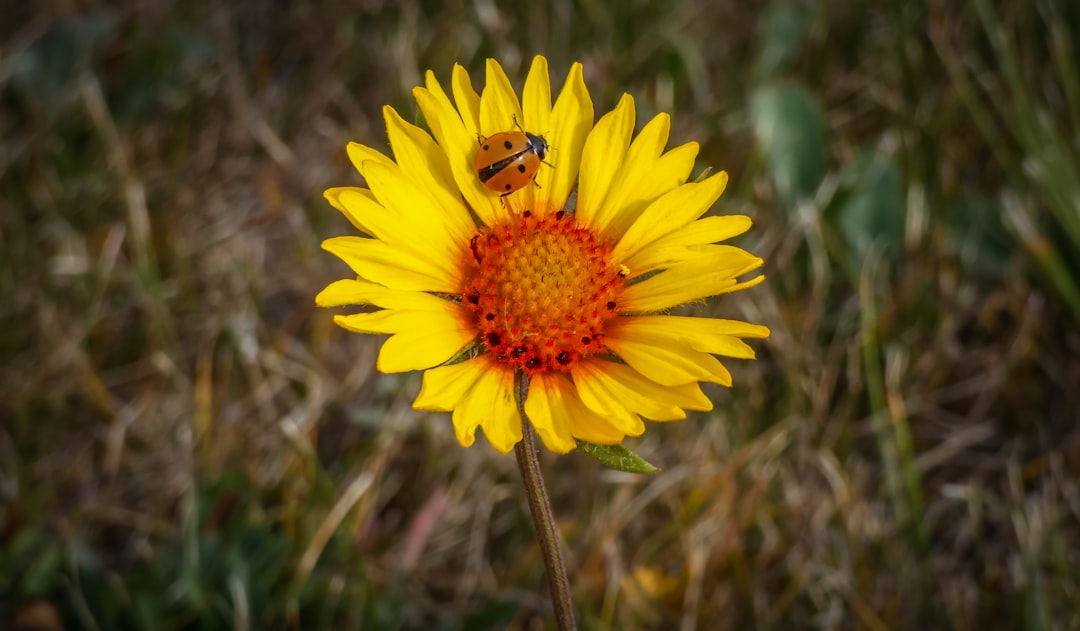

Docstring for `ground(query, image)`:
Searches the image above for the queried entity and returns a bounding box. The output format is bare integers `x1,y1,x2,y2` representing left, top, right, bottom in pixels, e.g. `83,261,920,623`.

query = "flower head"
318,56,769,454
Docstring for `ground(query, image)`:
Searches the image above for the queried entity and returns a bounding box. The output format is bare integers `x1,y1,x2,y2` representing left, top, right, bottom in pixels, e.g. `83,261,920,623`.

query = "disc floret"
464,210,627,375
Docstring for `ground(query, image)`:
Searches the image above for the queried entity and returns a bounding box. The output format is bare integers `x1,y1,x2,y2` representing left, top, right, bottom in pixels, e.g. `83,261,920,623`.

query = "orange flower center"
463,210,627,375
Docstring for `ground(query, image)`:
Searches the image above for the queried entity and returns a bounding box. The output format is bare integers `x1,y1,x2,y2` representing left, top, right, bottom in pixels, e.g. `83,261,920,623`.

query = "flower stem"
514,417,577,630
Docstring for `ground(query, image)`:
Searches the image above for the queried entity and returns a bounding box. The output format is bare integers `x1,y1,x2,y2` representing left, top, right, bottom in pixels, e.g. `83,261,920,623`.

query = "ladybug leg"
540,139,554,168
476,132,486,145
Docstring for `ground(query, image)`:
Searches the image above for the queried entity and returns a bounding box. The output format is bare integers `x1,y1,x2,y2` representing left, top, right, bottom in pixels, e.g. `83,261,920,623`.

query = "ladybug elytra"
475,130,550,196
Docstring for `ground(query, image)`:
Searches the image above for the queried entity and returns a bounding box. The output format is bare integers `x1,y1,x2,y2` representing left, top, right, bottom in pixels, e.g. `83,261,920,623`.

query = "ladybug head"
524,132,550,161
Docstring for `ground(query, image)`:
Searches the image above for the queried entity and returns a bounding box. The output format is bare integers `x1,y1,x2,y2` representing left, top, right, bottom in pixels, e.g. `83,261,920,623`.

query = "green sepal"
438,337,483,367
576,441,660,474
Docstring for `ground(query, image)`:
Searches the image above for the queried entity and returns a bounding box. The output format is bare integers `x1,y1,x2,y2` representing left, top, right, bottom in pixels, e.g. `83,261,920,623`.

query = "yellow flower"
317,56,769,454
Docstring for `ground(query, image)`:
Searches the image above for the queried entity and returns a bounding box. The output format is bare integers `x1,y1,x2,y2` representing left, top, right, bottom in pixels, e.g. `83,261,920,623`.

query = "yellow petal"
414,76,506,227
578,356,712,421
324,187,378,234
334,307,475,373
522,371,626,445
450,64,482,136
321,236,454,293
577,94,635,229
574,359,712,423
524,372,590,452
316,277,459,311
620,247,765,312
518,55,552,214
611,315,769,359
543,62,593,215
332,187,467,287
315,278,368,307
597,133,700,241
346,142,394,177
383,107,473,234
417,355,522,452
415,356,489,411
417,71,451,141
605,321,733,386
521,56,552,149
360,160,471,250
479,58,524,135
453,360,521,452
678,214,753,244
589,112,670,234
624,214,752,273
612,172,729,263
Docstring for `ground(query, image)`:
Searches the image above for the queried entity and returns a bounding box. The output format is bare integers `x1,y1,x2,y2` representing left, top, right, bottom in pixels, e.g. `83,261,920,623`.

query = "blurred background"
2,1,1079,629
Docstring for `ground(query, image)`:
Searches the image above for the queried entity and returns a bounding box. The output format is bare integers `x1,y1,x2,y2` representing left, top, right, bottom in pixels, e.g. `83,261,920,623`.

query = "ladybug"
475,130,550,196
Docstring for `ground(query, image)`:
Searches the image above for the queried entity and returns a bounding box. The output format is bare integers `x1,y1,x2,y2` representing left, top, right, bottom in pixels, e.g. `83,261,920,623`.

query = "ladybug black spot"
504,183,512,191
517,164,527,173
482,143,490,151
503,140,514,149
486,332,502,347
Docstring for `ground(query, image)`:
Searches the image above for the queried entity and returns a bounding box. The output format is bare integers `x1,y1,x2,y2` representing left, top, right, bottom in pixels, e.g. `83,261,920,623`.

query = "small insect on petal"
475,130,550,196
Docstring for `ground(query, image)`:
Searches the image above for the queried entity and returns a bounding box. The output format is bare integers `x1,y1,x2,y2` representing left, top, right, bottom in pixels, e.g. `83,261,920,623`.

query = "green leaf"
456,599,518,631
21,540,63,594
754,3,813,81
945,196,1011,279
576,441,660,474
750,82,827,210
438,337,483,367
12,13,119,121
831,148,905,261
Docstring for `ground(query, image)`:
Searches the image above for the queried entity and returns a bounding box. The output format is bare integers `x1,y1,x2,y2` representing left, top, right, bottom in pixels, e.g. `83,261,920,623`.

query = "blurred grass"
2,0,1079,630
